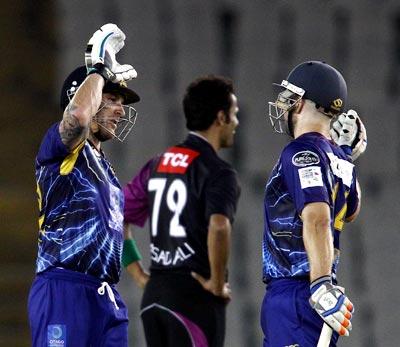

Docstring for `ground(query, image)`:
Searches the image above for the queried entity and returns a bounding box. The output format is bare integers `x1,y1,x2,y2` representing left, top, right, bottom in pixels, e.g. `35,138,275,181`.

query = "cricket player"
122,76,241,347
28,24,140,346
261,61,367,346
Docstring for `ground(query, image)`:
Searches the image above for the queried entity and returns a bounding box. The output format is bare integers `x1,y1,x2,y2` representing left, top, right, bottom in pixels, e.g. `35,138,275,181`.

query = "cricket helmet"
59,66,141,142
268,60,347,135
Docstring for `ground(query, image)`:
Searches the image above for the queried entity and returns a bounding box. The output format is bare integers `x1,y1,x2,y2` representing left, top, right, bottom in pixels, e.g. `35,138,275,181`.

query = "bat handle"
317,323,333,347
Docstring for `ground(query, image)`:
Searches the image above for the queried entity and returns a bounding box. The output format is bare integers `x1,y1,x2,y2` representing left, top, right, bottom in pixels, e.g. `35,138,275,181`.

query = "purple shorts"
28,268,128,347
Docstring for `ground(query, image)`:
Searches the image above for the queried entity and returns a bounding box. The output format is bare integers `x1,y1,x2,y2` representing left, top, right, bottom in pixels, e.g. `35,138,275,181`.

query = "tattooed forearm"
59,103,88,149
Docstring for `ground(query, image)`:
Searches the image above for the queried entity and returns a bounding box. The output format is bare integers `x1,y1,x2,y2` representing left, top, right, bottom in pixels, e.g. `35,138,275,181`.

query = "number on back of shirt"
148,178,187,237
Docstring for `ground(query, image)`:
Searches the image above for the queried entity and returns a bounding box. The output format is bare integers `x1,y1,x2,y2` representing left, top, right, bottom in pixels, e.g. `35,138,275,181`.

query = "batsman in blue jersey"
261,61,367,346
28,24,140,347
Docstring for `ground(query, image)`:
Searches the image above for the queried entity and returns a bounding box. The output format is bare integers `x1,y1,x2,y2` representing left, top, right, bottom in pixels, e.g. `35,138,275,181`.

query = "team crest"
331,98,343,111
292,151,320,167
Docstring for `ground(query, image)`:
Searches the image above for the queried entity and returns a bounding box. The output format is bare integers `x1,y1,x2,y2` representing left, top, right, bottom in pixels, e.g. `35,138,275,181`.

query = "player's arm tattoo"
59,103,88,149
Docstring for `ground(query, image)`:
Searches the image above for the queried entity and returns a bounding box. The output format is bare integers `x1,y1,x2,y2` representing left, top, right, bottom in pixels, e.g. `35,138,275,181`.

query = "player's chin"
97,127,115,142
220,137,235,148
105,129,116,140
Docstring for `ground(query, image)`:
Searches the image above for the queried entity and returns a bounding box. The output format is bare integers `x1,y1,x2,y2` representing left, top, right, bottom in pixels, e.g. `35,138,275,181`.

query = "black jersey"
124,133,240,277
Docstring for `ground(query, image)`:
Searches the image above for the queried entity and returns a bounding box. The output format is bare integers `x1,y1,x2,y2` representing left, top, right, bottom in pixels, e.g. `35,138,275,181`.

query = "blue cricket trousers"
28,268,128,347
261,278,339,347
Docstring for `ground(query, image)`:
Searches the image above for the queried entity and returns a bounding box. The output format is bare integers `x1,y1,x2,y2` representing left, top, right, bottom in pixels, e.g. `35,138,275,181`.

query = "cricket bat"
317,323,333,347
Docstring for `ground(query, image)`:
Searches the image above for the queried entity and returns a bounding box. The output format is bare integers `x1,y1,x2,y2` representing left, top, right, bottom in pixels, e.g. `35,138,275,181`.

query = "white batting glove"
310,278,354,337
330,110,358,146
85,23,137,83
330,109,367,161
351,115,367,161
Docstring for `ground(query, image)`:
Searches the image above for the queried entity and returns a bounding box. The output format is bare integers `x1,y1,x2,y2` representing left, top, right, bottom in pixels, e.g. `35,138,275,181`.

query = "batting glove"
85,23,137,83
330,110,367,161
351,115,367,161
309,277,354,337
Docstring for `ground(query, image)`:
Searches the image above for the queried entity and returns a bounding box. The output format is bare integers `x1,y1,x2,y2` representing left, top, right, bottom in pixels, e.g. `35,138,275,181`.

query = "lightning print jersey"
124,133,240,278
262,132,359,283
34,123,124,284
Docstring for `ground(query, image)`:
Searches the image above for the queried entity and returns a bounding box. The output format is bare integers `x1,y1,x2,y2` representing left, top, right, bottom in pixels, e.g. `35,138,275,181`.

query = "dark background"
1,1,399,346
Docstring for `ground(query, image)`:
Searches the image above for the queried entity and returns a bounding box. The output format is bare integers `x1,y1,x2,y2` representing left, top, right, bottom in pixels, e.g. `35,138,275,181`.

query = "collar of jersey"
187,132,216,153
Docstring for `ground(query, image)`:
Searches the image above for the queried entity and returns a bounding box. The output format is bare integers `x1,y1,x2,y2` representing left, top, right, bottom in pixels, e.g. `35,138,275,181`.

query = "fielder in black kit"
122,76,240,347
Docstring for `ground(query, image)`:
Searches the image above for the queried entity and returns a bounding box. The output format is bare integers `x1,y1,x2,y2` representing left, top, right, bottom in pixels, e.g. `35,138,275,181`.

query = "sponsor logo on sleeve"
292,150,320,167
157,147,200,174
298,166,323,189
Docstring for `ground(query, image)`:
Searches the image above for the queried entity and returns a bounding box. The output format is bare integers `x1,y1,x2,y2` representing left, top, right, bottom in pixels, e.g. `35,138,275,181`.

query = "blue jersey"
262,132,359,283
34,123,124,284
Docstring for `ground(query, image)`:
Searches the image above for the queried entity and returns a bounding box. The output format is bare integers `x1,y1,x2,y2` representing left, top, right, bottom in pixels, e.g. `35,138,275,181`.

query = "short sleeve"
281,143,330,214
123,158,156,227
204,168,240,223
36,122,71,166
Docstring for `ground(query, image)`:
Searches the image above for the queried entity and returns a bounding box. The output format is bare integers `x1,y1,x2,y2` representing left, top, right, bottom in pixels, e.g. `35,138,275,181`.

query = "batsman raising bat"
261,61,367,346
28,24,140,346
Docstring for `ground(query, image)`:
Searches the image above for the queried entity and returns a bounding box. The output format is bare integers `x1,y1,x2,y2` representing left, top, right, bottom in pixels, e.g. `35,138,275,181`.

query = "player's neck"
294,126,330,139
293,114,330,139
88,133,101,151
294,124,330,139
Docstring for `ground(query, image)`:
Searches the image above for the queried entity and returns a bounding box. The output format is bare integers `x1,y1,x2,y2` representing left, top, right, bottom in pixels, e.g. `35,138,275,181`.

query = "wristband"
87,63,116,82
310,275,332,294
122,239,142,267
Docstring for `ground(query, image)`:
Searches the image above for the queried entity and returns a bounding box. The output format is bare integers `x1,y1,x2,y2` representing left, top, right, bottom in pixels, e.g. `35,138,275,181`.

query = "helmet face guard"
94,102,138,142
268,80,305,134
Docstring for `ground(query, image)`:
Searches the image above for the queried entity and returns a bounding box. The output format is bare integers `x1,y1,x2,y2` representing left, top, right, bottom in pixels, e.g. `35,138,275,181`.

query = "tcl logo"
162,153,190,167
157,147,200,174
